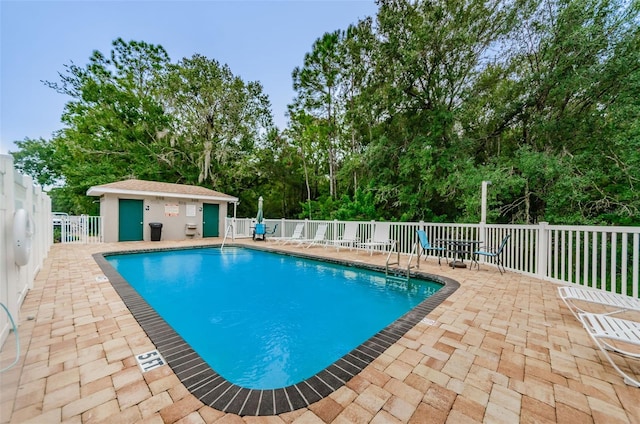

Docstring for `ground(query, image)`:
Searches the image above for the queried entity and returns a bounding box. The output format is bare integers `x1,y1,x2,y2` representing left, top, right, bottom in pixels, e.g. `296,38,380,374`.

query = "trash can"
149,222,163,241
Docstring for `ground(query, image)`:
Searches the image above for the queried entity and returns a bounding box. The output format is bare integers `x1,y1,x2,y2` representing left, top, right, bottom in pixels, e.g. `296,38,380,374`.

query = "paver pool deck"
1,239,639,423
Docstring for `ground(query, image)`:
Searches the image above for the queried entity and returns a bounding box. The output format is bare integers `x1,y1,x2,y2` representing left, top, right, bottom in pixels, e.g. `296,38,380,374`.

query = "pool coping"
93,244,460,416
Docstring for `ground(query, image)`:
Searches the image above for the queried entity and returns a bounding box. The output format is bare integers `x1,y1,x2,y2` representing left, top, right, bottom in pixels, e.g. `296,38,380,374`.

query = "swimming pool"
96,245,459,415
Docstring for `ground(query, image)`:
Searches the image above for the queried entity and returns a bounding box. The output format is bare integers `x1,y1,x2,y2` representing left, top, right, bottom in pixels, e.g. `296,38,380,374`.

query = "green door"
118,199,144,241
203,203,219,237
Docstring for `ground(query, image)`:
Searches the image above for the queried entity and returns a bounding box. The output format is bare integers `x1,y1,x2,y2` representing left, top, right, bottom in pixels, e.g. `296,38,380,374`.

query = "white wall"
0,155,51,349
100,194,228,242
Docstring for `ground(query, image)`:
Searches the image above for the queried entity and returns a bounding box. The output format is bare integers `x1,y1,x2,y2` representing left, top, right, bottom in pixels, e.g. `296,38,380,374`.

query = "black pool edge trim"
92,244,460,416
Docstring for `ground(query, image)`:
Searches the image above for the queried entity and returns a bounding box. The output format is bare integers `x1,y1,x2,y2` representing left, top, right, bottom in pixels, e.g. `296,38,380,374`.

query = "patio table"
436,239,481,268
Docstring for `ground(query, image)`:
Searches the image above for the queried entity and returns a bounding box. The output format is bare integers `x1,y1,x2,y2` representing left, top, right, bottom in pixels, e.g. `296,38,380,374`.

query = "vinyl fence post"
537,222,549,280
370,220,376,242
1,155,20,329
478,222,487,249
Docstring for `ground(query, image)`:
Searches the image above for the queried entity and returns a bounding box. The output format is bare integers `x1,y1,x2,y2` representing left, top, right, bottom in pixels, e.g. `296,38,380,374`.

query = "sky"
0,0,378,154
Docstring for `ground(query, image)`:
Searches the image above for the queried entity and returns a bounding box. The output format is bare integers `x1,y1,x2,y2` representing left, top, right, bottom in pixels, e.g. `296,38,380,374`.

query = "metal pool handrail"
221,223,234,249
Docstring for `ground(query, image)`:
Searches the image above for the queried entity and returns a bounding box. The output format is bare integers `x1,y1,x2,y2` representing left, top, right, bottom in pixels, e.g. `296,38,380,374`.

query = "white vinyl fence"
51,213,640,297
228,217,640,297
1,155,51,349
546,225,639,297
56,215,104,244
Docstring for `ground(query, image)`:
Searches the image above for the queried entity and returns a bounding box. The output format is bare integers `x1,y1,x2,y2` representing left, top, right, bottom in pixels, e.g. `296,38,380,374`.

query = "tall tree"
160,54,273,190
292,31,350,199
285,109,331,218
356,0,517,220
338,19,379,195
253,128,308,218
10,137,61,187
460,0,640,223
10,1,639,224
43,38,172,211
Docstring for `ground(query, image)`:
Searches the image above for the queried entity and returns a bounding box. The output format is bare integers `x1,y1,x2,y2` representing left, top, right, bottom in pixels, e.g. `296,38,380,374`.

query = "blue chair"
266,224,278,236
473,234,511,274
416,230,446,265
254,223,278,241
253,223,266,241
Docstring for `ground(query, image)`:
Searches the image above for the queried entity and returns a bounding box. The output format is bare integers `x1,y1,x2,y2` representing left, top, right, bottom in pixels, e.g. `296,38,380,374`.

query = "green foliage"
48,186,99,216
298,188,379,220
53,227,61,243
10,0,640,225
13,38,274,213
160,54,273,189
10,137,61,187
40,38,174,210
291,31,350,199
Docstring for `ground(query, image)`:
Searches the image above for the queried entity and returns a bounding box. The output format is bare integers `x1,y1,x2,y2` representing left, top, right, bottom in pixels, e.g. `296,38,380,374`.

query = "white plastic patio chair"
270,223,304,244
558,286,640,320
360,222,396,255
578,312,640,387
296,224,328,248
326,222,359,251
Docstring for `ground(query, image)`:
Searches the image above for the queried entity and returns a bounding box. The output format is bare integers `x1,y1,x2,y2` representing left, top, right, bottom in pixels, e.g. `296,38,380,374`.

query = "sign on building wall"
186,204,196,217
164,204,179,216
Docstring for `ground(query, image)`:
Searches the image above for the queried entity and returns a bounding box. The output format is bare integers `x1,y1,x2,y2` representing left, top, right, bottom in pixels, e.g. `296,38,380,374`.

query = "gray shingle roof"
87,179,238,201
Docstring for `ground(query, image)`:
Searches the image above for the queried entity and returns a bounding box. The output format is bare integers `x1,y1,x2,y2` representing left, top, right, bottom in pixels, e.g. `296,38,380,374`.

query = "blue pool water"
106,247,441,389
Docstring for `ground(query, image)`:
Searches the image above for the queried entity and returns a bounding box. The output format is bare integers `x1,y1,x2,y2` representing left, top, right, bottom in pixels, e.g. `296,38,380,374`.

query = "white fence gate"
57,215,104,244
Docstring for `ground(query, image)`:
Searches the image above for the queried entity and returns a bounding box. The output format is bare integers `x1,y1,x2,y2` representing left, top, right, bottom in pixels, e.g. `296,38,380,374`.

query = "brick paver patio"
1,239,639,423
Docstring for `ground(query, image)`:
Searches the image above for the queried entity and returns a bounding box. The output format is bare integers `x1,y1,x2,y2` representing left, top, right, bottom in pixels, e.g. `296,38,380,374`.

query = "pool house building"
86,179,238,243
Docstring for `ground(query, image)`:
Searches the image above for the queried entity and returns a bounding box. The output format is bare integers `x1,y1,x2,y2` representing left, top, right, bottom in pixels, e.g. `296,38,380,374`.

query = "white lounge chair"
270,223,304,244
360,222,396,255
578,312,640,387
326,222,359,251
296,224,328,248
558,286,640,319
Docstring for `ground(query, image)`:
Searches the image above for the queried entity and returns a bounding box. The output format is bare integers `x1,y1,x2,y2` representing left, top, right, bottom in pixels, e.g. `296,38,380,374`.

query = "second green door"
203,203,219,237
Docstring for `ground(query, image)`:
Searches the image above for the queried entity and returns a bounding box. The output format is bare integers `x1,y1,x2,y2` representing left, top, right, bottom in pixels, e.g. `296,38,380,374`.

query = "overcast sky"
0,0,377,154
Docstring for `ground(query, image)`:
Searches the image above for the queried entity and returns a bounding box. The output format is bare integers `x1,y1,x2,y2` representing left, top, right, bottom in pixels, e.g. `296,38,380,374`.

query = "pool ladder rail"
220,223,234,249
385,242,410,282
389,240,427,282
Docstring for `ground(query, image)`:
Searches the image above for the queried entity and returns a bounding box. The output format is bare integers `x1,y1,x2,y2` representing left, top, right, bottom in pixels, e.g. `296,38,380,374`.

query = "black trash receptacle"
149,222,163,241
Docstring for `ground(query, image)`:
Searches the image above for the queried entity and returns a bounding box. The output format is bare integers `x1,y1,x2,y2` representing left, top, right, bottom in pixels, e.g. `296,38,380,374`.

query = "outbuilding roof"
86,179,238,202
